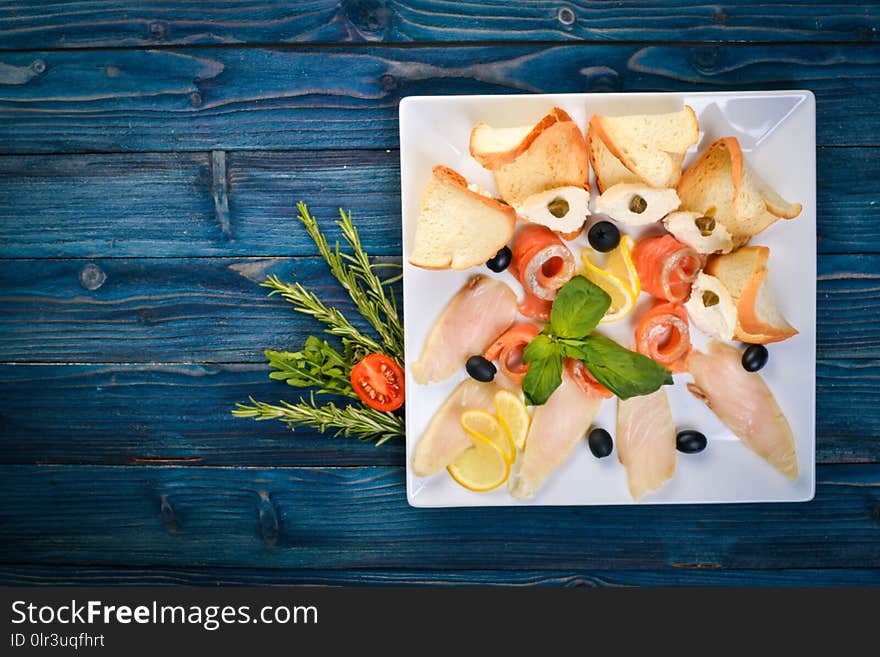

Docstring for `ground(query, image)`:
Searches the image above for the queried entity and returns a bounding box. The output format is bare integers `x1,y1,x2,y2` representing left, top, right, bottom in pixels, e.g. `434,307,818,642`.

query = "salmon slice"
510,224,576,320
566,358,613,399
632,234,701,303
483,323,541,385
617,388,676,500
509,363,603,498
411,275,517,385
688,341,797,479
411,377,510,477
634,301,692,373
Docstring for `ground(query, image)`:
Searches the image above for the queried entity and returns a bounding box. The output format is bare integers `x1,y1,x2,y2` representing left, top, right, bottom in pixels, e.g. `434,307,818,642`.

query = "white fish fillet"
411,275,517,385
617,388,676,500
411,378,507,477
509,368,603,499
688,340,797,479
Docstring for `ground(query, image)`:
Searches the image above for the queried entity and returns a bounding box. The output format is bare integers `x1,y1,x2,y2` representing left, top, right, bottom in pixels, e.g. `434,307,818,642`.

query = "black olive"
676,430,707,454
587,428,613,458
466,355,496,382
486,246,512,273
587,220,621,253
741,344,769,372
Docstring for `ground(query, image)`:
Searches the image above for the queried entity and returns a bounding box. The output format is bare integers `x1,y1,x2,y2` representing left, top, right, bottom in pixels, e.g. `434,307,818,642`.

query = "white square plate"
400,91,816,507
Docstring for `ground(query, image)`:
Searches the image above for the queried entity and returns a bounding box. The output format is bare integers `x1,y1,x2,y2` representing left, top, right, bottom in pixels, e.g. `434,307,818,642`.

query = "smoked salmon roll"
565,358,613,399
634,301,691,373
511,224,576,320
483,323,541,385
631,234,700,303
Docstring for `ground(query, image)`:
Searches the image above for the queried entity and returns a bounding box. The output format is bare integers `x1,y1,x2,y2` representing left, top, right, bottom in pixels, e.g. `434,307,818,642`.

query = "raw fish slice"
509,365,603,498
617,388,676,500
688,341,797,479
411,378,508,477
411,275,517,385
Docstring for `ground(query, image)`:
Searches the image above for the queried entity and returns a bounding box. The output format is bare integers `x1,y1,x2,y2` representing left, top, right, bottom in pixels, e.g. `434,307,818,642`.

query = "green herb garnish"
232,203,404,444
522,275,673,405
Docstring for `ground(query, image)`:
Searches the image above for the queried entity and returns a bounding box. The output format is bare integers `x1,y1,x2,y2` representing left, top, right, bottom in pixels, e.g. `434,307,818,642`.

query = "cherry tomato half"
350,353,405,412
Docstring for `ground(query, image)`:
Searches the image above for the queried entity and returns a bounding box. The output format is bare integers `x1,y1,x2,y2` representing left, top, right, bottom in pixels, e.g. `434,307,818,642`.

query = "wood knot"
160,495,179,533
692,47,722,73
379,73,397,91
105,65,120,78
149,21,168,39
79,263,106,291
341,0,391,37
557,7,576,26
189,91,203,107
31,59,46,74
257,491,280,546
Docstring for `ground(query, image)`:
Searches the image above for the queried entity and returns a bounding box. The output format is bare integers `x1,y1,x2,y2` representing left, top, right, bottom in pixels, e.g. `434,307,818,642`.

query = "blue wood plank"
0,45,877,153
0,1,876,49
0,464,877,570
1,565,878,587
0,147,874,258
0,360,872,467
0,364,403,467
0,254,874,363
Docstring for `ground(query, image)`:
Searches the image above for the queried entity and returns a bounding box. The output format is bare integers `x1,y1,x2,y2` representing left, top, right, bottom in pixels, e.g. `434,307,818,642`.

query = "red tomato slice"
350,353,405,412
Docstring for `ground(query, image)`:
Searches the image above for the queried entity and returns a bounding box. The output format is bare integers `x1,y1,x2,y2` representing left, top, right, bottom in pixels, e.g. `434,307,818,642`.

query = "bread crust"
469,107,575,170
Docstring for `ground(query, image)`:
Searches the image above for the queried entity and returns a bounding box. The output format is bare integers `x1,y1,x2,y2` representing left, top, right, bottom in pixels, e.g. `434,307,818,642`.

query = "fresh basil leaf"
522,352,564,406
558,338,590,360
522,333,558,363
550,276,611,339
578,334,673,400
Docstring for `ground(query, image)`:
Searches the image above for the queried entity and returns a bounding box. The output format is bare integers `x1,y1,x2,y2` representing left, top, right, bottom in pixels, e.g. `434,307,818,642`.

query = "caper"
628,195,647,214
702,290,720,307
547,197,569,218
695,215,716,237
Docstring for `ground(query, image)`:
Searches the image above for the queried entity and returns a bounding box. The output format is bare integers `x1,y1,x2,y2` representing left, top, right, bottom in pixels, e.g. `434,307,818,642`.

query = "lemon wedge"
493,390,531,451
447,433,510,492
460,410,515,464
580,235,640,322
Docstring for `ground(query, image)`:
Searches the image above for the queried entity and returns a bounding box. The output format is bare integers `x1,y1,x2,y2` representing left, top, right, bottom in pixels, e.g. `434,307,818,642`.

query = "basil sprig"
522,275,673,405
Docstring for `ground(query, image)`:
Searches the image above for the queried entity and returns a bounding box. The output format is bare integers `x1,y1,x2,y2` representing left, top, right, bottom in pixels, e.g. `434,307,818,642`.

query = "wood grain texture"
0,464,877,570
0,359,872,467
0,254,874,363
0,45,878,153
0,150,402,258
1,1,877,49
1,565,878,587
0,147,875,258
0,364,403,467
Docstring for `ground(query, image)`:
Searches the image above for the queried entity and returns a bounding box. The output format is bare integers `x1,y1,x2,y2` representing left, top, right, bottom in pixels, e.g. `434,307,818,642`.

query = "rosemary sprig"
295,202,404,361
233,395,404,445
235,203,405,445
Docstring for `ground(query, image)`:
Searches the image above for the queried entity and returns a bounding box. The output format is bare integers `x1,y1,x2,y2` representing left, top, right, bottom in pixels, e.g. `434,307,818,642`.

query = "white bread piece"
594,183,680,226
589,106,699,188
677,137,802,248
587,125,640,193
704,246,798,344
470,107,589,207
684,272,737,341
513,185,589,235
664,210,734,254
409,165,516,271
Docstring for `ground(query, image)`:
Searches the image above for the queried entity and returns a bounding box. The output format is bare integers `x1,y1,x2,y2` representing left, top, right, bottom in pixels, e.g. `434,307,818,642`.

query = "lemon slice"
493,390,531,451
580,235,640,322
460,410,515,464
447,434,510,492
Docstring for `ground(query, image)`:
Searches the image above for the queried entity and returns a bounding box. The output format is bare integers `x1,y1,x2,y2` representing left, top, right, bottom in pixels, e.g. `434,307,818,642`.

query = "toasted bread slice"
470,107,589,207
594,182,680,226
409,166,516,271
589,106,699,189
705,246,798,344
677,137,802,248
587,125,640,193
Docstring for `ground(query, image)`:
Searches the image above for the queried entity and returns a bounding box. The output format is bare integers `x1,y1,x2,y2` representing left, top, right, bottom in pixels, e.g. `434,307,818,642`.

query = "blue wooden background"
1,1,879,587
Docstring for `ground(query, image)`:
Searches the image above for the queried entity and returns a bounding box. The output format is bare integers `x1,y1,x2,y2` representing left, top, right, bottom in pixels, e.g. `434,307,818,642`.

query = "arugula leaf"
550,276,611,339
522,339,564,406
577,334,673,400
